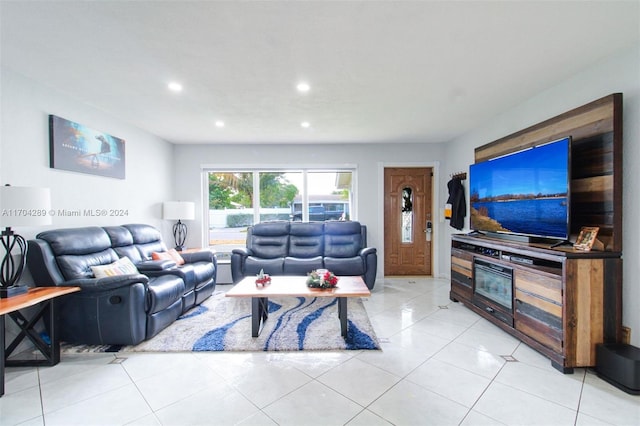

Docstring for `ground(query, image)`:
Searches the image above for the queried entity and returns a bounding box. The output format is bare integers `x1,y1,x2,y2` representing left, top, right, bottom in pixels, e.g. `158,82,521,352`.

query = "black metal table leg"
5,298,59,367
338,297,347,337
49,296,60,365
251,297,268,337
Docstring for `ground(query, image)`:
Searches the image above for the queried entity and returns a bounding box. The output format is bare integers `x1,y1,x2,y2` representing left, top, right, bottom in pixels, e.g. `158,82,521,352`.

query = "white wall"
0,68,176,247
172,142,446,279
439,45,640,346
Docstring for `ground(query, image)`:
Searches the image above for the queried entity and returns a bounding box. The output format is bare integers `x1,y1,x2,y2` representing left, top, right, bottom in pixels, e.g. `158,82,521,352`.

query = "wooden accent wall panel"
474,94,623,252
564,259,605,366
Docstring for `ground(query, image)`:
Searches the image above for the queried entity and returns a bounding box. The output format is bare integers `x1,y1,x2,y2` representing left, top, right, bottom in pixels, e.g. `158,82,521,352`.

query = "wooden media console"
450,234,621,372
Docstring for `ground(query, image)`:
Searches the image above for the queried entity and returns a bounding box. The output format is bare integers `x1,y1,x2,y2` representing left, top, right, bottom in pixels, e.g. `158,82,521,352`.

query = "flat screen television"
469,137,571,242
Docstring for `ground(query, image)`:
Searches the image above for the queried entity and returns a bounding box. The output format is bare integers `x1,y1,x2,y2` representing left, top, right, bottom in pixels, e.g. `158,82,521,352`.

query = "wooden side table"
0,286,80,397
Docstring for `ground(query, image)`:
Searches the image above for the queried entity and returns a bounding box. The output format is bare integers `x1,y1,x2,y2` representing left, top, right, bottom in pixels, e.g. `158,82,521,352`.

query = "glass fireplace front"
473,258,513,311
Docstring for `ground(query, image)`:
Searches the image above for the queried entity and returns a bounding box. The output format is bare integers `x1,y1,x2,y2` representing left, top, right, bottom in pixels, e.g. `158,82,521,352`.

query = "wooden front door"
384,167,433,275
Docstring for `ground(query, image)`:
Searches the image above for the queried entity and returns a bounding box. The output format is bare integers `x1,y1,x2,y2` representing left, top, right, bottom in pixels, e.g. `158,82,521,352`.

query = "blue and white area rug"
62,291,380,353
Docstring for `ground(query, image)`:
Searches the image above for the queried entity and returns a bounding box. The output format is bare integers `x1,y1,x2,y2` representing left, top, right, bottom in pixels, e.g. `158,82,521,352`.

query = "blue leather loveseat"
231,221,377,289
27,224,216,346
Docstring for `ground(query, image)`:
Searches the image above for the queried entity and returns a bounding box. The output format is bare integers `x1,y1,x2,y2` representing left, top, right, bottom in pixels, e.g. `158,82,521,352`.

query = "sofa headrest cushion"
289,222,324,236
324,221,363,258
123,224,162,244
324,221,362,235
251,221,290,236
289,222,324,258
249,235,289,259
36,227,111,256
103,226,134,247
324,234,361,258
248,222,290,259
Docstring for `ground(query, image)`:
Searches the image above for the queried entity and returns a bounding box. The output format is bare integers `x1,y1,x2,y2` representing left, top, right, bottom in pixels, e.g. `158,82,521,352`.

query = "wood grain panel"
572,133,614,179
451,266,471,279
515,289,562,317
451,248,473,260
515,317,562,353
451,270,473,299
514,270,562,304
603,258,623,342
571,176,614,198
475,101,614,162
451,257,472,273
574,259,604,366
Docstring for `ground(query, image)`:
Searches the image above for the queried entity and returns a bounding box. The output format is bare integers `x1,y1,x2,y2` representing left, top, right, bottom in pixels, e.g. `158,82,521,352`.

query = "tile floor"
1,277,639,425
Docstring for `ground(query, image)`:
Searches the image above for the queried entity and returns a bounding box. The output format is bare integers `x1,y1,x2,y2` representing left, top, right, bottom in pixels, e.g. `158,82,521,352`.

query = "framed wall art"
49,115,126,179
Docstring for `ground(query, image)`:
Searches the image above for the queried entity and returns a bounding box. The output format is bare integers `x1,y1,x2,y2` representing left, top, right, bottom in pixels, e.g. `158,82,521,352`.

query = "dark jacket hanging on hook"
447,177,466,230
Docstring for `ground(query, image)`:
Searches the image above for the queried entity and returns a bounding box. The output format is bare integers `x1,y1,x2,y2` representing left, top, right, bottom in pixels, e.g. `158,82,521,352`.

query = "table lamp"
0,185,52,298
163,201,195,251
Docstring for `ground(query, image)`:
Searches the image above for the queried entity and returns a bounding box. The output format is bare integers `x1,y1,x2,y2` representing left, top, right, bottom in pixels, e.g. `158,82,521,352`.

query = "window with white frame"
205,168,355,259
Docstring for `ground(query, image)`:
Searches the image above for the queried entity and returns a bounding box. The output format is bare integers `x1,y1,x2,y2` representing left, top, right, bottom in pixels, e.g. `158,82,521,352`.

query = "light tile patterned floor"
2,277,639,425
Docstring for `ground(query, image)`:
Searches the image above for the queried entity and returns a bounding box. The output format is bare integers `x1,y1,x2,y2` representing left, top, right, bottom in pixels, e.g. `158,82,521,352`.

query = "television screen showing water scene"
470,137,570,240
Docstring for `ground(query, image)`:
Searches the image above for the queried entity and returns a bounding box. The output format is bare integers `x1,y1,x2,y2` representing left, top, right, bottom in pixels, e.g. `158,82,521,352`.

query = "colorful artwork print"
49,115,125,179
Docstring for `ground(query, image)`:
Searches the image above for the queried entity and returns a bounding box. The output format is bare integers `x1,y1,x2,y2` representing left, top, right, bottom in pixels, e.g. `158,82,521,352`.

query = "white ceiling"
1,1,638,145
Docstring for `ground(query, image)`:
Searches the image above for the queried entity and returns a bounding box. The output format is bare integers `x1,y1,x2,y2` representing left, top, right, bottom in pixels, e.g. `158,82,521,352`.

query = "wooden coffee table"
225,275,371,338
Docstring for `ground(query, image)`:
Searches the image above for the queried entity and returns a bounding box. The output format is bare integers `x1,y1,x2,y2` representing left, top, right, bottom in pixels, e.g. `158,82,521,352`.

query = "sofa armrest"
231,248,252,284
359,247,377,290
358,247,376,257
137,260,176,272
65,274,150,293
180,250,215,264
232,247,252,256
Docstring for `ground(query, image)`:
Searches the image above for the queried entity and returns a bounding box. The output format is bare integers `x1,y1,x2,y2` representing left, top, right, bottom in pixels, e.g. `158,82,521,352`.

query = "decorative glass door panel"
401,187,413,243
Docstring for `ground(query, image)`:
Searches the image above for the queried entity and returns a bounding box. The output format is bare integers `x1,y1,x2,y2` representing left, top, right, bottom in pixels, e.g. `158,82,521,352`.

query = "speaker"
596,343,640,395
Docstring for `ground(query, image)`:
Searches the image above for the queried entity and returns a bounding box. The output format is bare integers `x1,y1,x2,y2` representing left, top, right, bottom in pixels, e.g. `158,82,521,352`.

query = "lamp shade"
0,186,52,227
163,201,195,221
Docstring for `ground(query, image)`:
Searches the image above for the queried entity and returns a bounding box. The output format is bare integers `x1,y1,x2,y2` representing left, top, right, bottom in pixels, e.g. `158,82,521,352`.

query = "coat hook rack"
450,171,467,180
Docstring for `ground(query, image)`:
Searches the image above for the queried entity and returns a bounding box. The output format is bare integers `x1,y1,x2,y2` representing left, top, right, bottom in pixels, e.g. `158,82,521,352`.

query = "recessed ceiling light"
301,121,310,128
168,82,183,92
296,82,310,93
215,121,225,128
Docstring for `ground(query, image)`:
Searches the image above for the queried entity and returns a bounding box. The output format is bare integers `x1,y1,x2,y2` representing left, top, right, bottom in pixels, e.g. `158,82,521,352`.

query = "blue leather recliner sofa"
27,224,217,346
231,221,377,289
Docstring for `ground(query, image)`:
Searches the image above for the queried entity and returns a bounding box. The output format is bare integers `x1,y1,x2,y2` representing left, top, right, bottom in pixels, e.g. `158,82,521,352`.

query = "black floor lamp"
163,201,195,251
0,185,51,298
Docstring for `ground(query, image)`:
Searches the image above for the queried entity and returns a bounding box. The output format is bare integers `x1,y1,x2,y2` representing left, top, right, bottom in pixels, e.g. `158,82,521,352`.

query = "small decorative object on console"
306,269,339,289
574,226,600,251
255,269,271,287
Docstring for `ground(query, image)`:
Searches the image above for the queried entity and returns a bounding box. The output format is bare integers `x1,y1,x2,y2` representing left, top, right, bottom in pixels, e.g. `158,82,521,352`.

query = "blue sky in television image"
470,138,569,199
